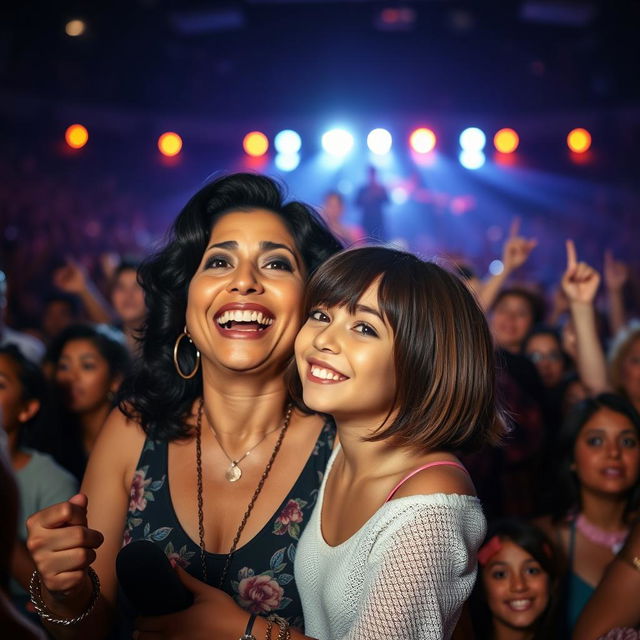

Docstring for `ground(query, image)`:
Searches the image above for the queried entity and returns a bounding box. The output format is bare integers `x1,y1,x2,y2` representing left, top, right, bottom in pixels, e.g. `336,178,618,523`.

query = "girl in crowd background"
0,346,77,614
0,429,47,640
25,173,342,639
608,323,640,415
536,393,640,631
108,260,146,355
472,518,560,640
523,326,587,431
36,324,131,481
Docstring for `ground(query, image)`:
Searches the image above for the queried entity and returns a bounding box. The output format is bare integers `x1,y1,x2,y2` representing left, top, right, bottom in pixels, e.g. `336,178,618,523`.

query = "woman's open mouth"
214,304,275,338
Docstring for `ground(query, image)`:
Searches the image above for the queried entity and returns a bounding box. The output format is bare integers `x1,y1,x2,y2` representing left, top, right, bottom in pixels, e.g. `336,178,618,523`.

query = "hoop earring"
173,326,200,379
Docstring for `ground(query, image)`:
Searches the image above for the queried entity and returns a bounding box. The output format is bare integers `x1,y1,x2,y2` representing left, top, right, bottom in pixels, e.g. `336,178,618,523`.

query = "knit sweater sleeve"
341,498,484,640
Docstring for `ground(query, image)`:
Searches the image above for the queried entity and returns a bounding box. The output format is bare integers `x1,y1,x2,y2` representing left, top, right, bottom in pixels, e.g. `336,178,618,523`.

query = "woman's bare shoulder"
82,406,148,493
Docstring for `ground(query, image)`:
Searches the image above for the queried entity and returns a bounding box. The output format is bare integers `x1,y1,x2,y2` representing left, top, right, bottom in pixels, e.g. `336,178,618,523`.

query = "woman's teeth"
311,365,345,381
216,310,273,327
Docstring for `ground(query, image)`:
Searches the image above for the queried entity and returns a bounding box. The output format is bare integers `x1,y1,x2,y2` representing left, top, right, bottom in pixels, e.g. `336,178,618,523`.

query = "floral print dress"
122,418,335,631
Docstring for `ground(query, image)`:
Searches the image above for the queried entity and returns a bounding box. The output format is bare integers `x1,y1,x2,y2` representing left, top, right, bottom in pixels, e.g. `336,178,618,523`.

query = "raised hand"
26,493,104,598
562,239,600,305
52,258,89,295
604,249,628,292
501,217,538,274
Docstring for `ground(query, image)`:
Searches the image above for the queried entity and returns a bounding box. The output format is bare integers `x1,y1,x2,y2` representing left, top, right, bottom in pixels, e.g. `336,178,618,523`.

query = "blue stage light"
275,153,300,172
459,127,487,151
367,128,392,155
321,128,354,157
274,130,302,155
459,150,486,170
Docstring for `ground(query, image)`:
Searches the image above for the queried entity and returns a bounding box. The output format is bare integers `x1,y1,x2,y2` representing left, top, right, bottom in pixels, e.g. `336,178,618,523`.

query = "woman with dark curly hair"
25,173,342,639
536,393,640,633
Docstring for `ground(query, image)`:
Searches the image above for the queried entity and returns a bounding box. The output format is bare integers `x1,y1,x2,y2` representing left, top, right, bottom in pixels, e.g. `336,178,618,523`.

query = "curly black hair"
120,173,343,441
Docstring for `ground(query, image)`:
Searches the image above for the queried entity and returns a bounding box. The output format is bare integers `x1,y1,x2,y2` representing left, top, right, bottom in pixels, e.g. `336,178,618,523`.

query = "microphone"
116,540,194,616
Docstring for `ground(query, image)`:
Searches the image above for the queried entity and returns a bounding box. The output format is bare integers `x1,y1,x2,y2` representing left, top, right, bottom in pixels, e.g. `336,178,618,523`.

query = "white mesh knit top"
294,446,486,640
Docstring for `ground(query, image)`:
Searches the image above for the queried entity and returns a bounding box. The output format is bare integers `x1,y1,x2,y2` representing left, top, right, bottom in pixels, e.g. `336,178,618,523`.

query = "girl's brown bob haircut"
290,246,506,453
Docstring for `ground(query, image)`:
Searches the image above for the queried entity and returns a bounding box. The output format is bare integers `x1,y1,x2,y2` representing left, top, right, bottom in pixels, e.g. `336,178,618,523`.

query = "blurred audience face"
111,268,145,326
490,294,534,352
0,354,25,433
525,333,565,388
55,338,119,414
620,336,640,405
482,538,550,633
573,407,640,499
42,299,77,340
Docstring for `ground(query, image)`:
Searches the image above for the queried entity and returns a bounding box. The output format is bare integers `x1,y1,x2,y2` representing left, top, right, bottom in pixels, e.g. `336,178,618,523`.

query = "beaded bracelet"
268,614,291,640
29,567,101,626
265,617,274,640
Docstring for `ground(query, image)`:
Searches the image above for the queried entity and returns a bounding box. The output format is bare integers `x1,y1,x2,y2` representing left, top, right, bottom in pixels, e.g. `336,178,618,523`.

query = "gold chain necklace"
195,399,293,586
207,418,282,483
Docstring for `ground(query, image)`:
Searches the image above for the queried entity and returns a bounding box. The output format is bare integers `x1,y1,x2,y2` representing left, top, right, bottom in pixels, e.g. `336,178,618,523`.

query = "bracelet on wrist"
29,567,101,626
268,614,291,640
265,617,274,640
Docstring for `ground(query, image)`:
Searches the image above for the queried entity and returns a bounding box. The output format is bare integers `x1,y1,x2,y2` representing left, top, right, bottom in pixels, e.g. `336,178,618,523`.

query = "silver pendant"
225,462,242,482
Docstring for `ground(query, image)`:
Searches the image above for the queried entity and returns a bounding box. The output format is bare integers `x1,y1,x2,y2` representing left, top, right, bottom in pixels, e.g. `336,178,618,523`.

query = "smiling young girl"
288,246,505,639
472,519,560,640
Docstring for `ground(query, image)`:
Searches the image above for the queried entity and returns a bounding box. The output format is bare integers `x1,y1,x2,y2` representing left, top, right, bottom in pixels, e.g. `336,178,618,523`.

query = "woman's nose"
227,263,264,295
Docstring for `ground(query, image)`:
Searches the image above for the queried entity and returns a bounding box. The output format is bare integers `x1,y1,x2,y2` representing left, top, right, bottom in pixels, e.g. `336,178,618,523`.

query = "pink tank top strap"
385,461,469,503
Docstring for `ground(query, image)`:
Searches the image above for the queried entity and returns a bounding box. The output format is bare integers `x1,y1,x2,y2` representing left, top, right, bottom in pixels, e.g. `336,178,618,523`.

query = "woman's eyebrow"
260,241,300,266
206,241,237,251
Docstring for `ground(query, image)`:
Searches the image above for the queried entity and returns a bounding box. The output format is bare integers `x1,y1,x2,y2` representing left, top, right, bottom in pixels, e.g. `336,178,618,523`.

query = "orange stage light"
567,128,591,153
493,128,519,153
158,132,183,157
243,131,269,157
65,124,89,149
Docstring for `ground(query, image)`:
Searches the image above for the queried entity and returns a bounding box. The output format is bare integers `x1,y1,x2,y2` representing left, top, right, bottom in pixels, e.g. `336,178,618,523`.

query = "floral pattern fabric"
122,420,334,630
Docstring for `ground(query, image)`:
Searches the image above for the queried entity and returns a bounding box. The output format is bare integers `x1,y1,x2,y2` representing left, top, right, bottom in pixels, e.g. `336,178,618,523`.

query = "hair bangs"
304,249,391,316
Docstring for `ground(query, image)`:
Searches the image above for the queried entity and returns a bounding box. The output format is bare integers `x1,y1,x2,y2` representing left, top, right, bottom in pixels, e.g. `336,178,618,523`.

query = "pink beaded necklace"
575,513,629,554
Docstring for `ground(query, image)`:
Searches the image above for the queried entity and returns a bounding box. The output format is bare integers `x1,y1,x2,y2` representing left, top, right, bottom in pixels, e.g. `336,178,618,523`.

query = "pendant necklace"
194,399,293,585
207,415,282,482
